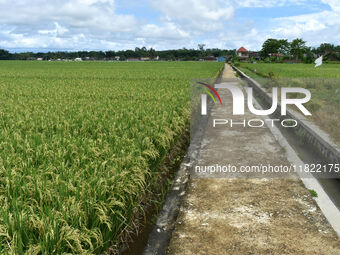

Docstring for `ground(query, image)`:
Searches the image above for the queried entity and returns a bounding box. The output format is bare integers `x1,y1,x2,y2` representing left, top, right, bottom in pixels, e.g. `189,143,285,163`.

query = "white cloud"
0,0,339,51
153,0,234,21
151,0,234,33
38,22,69,36
0,0,138,49
138,23,190,40
269,6,340,46
0,0,238,50
234,0,308,8
321,0,340,11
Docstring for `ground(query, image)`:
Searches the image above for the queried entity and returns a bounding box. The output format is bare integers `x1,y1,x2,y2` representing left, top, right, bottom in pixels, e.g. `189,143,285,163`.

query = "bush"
309,189,318,197
268,71,275,78
306,99,322,113
263,57,270,63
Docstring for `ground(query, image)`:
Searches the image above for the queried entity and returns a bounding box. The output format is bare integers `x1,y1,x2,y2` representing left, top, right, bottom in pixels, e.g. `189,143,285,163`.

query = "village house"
237,47,249,60
126,58,140,62
249,51,260,60
237,47,260,61
217,56,226,62
204,56,217,61
269,53,284,58
323,50,339,61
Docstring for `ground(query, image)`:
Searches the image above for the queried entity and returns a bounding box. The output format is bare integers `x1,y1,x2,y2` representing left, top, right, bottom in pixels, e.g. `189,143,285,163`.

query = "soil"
168,178,340,255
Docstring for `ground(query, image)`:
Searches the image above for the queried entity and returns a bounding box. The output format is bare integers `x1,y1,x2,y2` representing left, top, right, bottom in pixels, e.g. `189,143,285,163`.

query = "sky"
0,0,340,52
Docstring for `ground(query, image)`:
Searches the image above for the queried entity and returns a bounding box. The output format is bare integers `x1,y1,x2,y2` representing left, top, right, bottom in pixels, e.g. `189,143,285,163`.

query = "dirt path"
167,64,340,255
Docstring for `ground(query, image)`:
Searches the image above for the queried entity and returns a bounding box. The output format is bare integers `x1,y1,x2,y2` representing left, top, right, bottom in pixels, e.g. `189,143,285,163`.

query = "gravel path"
167,64,340,255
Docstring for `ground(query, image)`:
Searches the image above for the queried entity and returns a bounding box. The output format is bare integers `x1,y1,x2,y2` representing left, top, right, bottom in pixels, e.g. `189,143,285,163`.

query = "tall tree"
0,49,11,60
260,39,289,58
148,47,156,59
316,43,335,54
198,44,206,51
290,38,307,62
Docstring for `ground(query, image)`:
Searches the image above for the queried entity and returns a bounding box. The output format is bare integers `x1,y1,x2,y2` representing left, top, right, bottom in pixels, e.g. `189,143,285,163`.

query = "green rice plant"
0,61,223,253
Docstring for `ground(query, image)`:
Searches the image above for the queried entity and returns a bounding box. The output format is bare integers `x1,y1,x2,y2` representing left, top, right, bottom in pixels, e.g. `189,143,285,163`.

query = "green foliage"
268,71,275,79
238,63,340,111
290,38,307,62
309,189,318,197
239,63,340,78
324,52,340,61
303,51,314,64
263,57,270,63
0,49,11,60
260,38,290,58
0,48,236,61
0,61,223,253
306,99,322,112
315,43,336,54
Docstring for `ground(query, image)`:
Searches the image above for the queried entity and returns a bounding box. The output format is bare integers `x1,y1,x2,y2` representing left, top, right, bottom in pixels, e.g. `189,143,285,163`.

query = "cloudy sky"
0,0,340,52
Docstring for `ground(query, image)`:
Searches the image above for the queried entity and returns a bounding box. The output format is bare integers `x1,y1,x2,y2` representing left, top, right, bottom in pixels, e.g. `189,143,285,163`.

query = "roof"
204,56,217,60
237,47,248,52
269,53,283,57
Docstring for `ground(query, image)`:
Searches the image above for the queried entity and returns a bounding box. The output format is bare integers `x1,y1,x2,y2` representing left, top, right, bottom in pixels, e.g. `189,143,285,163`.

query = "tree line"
0,47,234,61
0,39,339,61
259,38,340,63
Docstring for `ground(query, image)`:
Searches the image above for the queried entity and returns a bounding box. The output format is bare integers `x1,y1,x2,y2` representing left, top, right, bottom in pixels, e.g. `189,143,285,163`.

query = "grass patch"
238,63,340,145
309,189,318,198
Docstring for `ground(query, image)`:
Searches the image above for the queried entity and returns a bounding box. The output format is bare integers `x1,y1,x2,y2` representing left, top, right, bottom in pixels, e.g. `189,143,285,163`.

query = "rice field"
0,61,223,254
238,63,340,143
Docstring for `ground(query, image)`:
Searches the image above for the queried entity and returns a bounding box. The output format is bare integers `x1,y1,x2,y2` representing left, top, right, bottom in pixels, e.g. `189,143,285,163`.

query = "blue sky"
0,0,339,52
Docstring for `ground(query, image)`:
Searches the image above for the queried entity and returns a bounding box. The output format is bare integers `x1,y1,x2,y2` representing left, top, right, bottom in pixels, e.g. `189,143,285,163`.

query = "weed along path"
166,65,340,254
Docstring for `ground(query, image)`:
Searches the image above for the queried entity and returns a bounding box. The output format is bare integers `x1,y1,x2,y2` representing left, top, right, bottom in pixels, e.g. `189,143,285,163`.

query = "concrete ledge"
231,65,340,165
143,157,190,255
143,66,226,255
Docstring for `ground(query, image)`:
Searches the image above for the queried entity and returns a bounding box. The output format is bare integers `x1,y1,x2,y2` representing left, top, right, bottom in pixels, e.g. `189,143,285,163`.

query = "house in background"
249,51,260,60
237,47,260,61
127,58,140,62
269,53,284,58
204,56,217,61
217,56,226,62
323,50,340,61
237,47,249,61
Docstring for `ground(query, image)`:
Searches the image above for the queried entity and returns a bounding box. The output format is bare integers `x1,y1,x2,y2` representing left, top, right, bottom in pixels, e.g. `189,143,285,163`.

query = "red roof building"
237,47,248,53
237,47,249,59
269,53,283,57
